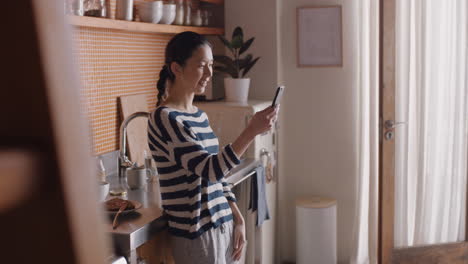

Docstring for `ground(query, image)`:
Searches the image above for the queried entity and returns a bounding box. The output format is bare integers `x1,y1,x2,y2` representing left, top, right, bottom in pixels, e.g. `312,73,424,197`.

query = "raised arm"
148,106,279,183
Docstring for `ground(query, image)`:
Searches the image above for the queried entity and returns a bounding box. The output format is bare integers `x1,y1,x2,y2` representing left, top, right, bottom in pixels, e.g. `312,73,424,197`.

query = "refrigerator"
196,100,278,264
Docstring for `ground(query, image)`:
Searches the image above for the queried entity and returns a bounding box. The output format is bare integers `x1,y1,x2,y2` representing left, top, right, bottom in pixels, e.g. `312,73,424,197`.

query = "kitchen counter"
105,174,166,262
104,158,261,263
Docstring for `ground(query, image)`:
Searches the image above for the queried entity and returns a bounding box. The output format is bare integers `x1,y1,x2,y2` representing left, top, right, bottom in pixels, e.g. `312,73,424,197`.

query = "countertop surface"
103,158,261,254
105,178,164,235
104,175,166,254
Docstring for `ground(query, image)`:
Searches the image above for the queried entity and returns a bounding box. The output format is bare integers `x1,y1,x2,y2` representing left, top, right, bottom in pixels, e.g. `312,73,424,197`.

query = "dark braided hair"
156,31,212,106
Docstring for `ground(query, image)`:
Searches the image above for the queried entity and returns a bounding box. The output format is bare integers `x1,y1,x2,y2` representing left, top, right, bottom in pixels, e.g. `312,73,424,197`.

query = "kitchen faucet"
111,111,150,196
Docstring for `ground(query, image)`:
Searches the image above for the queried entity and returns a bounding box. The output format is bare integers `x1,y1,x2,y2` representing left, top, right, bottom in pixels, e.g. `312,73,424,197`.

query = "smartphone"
272,86,285,107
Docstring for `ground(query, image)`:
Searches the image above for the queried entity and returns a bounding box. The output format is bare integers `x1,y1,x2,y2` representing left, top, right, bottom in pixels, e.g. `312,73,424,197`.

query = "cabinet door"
200,105,253,156
137,230,175,264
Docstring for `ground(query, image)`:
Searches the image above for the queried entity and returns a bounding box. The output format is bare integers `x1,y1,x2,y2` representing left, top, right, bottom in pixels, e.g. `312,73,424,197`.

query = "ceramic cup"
126,166,151,189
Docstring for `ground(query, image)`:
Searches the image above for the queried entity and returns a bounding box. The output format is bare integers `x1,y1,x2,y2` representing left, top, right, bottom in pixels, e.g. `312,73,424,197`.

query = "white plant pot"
224,78,250,103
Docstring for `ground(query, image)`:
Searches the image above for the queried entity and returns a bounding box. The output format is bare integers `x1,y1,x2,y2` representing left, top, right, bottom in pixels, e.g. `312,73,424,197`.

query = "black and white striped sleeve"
155,109,241,183
221,178,236,202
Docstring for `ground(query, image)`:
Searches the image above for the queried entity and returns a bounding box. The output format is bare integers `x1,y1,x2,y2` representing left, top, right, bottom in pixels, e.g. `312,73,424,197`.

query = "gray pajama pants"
170,221,240,264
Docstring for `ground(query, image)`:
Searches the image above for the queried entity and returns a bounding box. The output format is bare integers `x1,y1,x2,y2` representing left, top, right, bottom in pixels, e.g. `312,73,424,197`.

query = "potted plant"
215,26,260,103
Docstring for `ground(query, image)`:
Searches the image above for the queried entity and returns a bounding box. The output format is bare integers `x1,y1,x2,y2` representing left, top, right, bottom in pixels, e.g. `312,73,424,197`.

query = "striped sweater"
147,106,241,239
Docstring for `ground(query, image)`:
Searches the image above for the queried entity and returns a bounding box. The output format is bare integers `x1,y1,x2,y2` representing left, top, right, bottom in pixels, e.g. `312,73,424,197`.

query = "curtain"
350,0,379,263
394,0,468,247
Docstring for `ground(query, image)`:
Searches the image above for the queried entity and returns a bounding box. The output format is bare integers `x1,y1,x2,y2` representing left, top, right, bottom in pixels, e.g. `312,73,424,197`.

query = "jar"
65,0,84,16
174,0,184,25
192,9,202,27
201,8,211,26
184,0,192,26
84,0,107,17
116,0,134,21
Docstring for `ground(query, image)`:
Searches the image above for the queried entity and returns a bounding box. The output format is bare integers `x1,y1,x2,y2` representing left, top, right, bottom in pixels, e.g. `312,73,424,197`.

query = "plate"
105,200,142,215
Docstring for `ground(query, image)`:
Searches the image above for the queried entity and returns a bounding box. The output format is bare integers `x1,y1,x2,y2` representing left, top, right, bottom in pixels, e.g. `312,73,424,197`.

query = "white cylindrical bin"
296,197,337,264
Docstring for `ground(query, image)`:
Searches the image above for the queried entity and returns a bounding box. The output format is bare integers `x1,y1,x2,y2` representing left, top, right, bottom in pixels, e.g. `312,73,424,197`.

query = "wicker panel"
72,27,171,154
71,0,202,154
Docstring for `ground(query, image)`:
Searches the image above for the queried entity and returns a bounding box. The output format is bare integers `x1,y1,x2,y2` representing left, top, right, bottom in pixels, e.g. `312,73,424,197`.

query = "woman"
147,31,279,264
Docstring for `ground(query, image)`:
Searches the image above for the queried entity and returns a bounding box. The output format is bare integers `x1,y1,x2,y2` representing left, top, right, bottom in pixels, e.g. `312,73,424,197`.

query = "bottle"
174,0,184,25
192,9,202,26
184,0,192,26
144,150,155,182
98,158,107,182
201,8,209,26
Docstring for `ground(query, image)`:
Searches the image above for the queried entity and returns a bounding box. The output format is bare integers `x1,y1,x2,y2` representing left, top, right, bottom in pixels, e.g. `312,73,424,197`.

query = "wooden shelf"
200,0,224,4
67,15,224,35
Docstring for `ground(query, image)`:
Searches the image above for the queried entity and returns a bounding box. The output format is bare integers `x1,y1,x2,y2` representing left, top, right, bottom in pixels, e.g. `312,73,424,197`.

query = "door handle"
385,120,407,129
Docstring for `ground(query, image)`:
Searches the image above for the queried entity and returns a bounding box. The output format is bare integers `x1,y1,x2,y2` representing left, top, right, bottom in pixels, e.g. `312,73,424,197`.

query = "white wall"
224,0,280,99
278,1,358,263
226,0,358,263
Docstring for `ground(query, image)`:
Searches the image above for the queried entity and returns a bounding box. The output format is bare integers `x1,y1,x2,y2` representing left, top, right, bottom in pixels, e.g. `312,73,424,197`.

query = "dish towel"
249,165,270,226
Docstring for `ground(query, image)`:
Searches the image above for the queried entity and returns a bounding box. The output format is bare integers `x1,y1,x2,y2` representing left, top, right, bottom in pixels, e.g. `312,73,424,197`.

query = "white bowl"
137,1,162,12
138,0,163,8
98,181,109,201
137,1,163,23
160,4,176,24
139,8,163,23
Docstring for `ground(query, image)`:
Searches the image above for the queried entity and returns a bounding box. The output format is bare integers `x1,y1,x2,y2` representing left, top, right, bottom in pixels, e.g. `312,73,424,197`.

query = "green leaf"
238,54,253,69
231,35,243,50
214,55,236,68
214,55,239,77
214,65,228,75
214,66,238,78
232,27,244,43
217,35,233,54
241,57,260,77
239,37,255,55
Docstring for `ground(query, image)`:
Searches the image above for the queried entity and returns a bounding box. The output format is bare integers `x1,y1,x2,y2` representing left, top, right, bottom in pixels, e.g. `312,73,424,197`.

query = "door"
379,0,468,263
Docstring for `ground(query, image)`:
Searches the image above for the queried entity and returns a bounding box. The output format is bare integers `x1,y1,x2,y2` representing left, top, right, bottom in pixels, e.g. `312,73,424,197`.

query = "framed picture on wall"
297,5,343,67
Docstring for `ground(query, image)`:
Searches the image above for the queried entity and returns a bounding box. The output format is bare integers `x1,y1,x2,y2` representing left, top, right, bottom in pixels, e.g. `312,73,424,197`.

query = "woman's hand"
232,221,246,261
231,105,280,161
247,105,280,136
